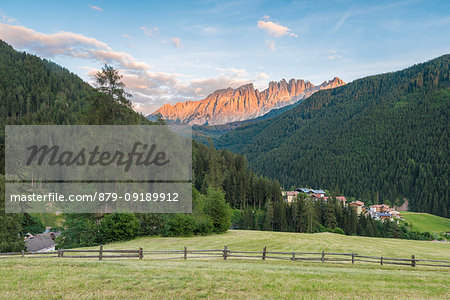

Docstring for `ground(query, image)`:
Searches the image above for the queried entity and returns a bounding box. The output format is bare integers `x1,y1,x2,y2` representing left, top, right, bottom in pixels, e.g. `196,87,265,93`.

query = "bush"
317,224,326,233
98,213,140,244
57,215,98,249
331,227,345,235
166,214,195,237
0,175,25,252
202,188,232,234
136,214,166,236
22,214,45,235
193,215,214,236
49,226,64,233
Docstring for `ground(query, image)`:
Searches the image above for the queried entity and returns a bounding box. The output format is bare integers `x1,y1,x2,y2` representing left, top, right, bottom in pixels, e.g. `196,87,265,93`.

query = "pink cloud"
0,22,258,114
257,17,297,38
266,40,275,50
171,37,181,48
140,26,159,37
89,5,103,11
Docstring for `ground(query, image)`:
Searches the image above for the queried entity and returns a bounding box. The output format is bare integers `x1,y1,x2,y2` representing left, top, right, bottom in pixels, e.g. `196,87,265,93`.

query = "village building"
296,188,326,198
369,204,401,221
349,201,365,214
377,212,392,221
369,204,391,213
25,232,60,252
323,196,347,206
389,210,401,218
282,191,299,203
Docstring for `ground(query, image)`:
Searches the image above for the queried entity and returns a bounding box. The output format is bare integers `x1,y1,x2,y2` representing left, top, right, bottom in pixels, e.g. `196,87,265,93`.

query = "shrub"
166,214,195,237
0,175,24,252
136,213,166,236
57,215,98,249
202,188,232,234
317,224,326,233
331,227,345,235
193,215,214,236
98,213,140,244
22,214,45,235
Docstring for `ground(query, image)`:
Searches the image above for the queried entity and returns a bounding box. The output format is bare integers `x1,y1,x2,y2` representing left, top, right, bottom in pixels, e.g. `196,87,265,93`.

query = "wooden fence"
1,245,449,268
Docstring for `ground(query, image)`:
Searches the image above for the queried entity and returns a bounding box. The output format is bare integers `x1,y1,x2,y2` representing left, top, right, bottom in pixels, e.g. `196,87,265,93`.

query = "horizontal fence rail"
1,245,449,268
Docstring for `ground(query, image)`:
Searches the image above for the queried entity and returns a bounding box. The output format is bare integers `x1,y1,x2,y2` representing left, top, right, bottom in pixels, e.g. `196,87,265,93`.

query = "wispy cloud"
170,37,180,48
89,4,103,11
256,72,269,80
216,67,248,77
0,23,110,54
193,25,220,36
332,10,351,34
141,26,182,50
266,40,275,50
0,22,254,114
0,23,153,71
140,26,159,37
257,16,297,38
122,34,132,39
326,49,342,60
0,9,16,24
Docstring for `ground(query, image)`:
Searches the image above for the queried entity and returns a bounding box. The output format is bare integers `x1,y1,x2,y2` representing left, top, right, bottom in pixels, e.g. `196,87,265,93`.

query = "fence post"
57,249,61,258
292,252,295,261
411,255,415,267
184,247,187,260
262,246,266,260
139,247,143,260
380,257,383,265
351,253,355,264
21,250,24,258
99,244,103,261
223,246,228,260
61,249,64,258
321,250,325,263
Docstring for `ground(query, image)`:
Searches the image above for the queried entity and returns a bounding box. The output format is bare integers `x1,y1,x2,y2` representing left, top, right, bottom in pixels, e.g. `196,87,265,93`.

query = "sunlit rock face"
152,77,345,125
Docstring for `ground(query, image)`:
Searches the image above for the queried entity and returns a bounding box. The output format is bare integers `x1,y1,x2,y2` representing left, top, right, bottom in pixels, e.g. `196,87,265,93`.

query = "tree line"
232,193,435,241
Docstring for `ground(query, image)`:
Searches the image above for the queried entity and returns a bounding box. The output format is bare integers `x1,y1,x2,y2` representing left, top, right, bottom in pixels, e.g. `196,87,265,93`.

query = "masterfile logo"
4,125,192,214
25,142,170,171
6,125,191,181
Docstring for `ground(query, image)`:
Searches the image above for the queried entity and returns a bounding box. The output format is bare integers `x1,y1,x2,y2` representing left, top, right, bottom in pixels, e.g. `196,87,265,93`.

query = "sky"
0,0,449,114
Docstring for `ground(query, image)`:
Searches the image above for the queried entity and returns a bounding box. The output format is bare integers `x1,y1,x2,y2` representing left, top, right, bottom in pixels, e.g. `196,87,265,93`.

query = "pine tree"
0,175,24,252
324,199,338,229
263,198,274,231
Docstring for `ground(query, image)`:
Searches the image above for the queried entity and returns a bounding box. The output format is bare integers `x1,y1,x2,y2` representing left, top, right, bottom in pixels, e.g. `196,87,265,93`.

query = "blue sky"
0,0,449,114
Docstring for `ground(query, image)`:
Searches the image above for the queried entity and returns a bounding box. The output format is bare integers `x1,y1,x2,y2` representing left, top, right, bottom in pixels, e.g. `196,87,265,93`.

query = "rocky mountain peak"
151,76,345,125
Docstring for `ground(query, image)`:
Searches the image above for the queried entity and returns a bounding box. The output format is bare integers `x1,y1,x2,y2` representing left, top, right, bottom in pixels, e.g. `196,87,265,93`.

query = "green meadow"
400,212,450,233
1,230,449,299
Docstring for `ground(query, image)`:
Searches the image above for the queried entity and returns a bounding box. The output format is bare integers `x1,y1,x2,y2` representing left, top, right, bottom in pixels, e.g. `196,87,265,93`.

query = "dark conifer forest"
218,55,450,218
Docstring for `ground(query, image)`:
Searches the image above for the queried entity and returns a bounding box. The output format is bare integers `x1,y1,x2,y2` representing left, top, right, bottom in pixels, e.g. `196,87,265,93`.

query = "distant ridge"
151,77,345,125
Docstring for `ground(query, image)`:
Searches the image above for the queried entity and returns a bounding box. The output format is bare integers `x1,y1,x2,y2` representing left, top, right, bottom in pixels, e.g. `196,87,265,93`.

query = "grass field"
400,212,450,233
1,230,449,299
81,230,450,260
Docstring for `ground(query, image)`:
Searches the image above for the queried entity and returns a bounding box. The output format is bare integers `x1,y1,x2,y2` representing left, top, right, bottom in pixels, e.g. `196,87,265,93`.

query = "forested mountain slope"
218,55,450,217
0,40,92,122
0,40,284,250
0,40,152,171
